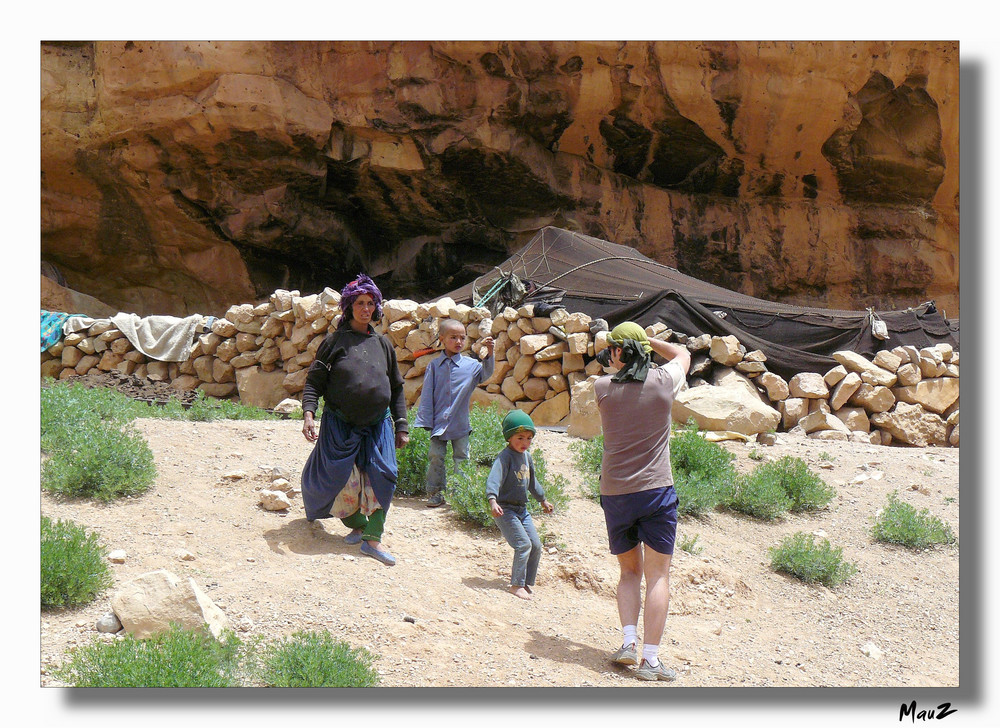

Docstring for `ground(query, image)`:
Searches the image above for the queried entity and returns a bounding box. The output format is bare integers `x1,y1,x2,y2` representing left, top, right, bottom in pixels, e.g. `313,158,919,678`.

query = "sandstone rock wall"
41,41,959,318
40,289,959,447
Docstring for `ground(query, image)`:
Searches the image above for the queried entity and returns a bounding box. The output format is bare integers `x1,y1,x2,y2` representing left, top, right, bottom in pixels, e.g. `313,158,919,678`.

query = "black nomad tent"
445,227,959,380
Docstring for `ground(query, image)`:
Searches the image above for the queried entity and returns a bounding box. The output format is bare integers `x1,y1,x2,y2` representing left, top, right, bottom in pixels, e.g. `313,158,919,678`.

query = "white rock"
273,397,303,415
108,549,127,564
111,569,229,639
673,385,781,435
567,376,602,440
788,372,830,399
259,490,292,511
861,642,882,660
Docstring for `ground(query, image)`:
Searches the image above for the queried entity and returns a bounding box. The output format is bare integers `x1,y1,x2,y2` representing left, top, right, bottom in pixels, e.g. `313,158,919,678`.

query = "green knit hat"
502,409,536,440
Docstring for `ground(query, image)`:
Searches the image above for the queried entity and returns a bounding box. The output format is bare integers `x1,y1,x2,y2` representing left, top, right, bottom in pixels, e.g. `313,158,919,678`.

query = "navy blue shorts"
600,486,678,555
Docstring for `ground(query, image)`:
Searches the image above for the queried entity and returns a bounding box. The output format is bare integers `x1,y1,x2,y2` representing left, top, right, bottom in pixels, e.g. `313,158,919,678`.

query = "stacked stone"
382,299,601,427
39,291,959,447
654,335,958,447
39,320,193,387
39,288,345,402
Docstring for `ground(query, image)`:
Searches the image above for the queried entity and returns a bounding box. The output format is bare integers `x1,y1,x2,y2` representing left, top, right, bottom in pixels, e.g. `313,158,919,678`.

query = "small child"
487,410,554,600
415,318,494,507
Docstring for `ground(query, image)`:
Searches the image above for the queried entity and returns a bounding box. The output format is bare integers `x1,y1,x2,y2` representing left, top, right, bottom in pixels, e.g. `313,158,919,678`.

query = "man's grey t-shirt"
594,361,686,497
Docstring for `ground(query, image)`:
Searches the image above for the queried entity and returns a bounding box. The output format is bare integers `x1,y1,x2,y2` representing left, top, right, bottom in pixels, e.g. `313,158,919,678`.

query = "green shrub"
41,516,113,609
669,421,738,517
55,625,244,687
448,461,497,526
258,630,380,687
42,418,157,501
727,468,793,520
395,408,432,496
181,390,276,421
467,405,508,465
872,492,957,549
755,456,836,512
678,532,703,555
447,446,568,528
769,532,857,587
571,421,740,514
569,434,603,501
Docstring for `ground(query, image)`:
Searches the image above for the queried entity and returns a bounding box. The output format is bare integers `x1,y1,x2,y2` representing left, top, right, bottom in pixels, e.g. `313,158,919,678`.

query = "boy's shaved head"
439,318,465,336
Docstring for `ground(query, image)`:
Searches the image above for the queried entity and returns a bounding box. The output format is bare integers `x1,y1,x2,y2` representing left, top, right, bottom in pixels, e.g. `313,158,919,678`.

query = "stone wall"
40,289,959,447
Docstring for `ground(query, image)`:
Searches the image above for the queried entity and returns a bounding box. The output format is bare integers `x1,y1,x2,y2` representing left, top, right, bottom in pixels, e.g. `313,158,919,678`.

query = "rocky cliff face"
41,41,959,317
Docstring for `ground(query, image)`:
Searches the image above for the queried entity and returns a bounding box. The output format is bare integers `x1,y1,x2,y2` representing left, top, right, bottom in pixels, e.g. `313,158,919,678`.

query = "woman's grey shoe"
635,659,677,681
344,530,363,545
611,643,638,666
360,540,396,566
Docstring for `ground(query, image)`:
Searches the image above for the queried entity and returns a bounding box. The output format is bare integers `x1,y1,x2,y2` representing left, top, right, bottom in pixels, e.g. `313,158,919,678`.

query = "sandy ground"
40,418,959,688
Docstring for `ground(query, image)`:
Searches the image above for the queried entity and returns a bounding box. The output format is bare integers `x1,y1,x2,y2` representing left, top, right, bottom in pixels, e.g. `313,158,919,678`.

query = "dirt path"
40,416,960,693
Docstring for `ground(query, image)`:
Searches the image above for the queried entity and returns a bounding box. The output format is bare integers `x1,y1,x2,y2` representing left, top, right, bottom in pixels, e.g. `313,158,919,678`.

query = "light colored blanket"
110,312,203,362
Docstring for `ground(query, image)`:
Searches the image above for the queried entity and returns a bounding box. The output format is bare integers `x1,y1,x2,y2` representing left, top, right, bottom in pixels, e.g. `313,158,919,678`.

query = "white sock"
623,625,637,647
642,643,660,666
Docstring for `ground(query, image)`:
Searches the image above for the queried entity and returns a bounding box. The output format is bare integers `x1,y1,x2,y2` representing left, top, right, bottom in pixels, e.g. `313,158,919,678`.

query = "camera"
595,347,614,367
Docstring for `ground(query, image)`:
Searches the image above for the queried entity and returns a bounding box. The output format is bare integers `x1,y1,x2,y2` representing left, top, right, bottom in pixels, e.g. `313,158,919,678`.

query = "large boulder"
110,569,229,639
531,391,570,426
870,402,949,447
236,365,288,409
673,385,781,436
567,376,602,440
891,377,960,415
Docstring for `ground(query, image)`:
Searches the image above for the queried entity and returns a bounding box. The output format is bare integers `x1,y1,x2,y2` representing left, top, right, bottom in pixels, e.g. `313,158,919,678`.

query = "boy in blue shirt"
416,318,494,507
487,410,554,600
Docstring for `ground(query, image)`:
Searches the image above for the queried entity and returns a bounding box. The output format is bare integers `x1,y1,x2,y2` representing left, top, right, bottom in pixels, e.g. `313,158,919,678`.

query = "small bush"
670,421,738,517
569,434,603,501
872,492,957,549
727,468,793,520
55,625,244,687
258,630,380,687
42,419,157,501
395,408,432,496
181,390,276,421
448,461,496,526
41,516,113,609
769,532,857,587
467,405,508,466
756,456,836,512
678,532,703,555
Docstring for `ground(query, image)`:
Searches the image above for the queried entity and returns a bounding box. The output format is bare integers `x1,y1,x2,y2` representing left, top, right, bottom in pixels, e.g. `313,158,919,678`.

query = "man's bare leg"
615,545,644,631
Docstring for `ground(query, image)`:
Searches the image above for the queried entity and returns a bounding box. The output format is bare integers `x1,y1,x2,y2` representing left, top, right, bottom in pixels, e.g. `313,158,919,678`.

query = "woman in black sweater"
300,274,409,566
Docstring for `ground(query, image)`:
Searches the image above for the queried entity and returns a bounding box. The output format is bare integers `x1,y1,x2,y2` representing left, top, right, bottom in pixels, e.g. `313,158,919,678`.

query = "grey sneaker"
635,659,677,682
426,492,445,507
611,643,638,666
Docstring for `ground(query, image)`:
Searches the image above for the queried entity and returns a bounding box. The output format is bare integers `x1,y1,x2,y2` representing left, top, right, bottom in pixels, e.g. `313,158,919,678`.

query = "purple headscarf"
339,273,383,326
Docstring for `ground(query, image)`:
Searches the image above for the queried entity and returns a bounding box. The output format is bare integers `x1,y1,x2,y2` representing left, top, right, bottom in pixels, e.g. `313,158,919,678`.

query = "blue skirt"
300,409,398,521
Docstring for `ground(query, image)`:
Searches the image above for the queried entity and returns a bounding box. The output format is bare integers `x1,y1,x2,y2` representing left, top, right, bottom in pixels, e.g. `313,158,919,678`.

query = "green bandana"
608,322,653,383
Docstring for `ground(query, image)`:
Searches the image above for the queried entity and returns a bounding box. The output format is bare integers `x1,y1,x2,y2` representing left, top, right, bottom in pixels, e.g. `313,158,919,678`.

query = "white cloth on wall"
110,312,203,362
